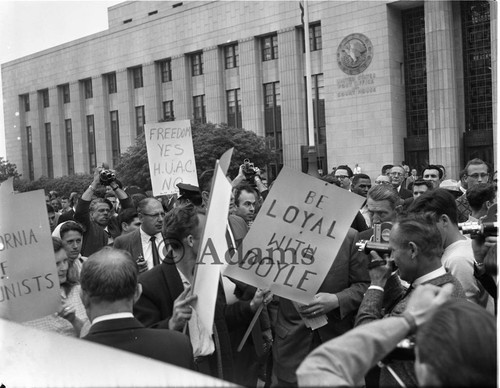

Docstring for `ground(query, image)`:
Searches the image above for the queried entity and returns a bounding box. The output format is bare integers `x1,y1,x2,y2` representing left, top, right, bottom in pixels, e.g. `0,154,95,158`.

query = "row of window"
20,25,322,111
26,75,326,178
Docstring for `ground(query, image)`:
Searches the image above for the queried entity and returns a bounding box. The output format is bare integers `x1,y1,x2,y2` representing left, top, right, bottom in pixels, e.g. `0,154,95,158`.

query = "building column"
239,37,264,137
491,1,497,167
92,75,110,168
144,62,161,123
204,46,225,124
425,1,461,178
278,27,306,172
47,87,64,177
172,55,191,120
70,82,85,174
116,69,134,149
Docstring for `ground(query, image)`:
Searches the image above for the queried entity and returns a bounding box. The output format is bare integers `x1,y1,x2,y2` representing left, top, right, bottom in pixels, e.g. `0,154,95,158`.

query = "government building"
1,0,496,182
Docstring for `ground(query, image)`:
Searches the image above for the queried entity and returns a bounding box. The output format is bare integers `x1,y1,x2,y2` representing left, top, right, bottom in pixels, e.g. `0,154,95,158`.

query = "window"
193,95,206,123
41,89,49,108
110,111,121,167
191,52,203,76
262,34,278,61
107,72,117,94
87,115,97,171
163,100,175,121
61,84,70,104
22,94,30,112
83,78,93,99
159,59,172,82
264,82,282,149
303,24,322,52
311,74,326,144
135,106,145,136
26,126,34,180
227,89,242,128
65,119,74,175
45,123,53,178
132,66,143,88
224,44,239,69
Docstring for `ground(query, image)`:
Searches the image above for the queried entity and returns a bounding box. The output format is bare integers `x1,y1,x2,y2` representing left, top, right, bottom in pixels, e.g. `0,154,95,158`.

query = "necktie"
150,235,160,267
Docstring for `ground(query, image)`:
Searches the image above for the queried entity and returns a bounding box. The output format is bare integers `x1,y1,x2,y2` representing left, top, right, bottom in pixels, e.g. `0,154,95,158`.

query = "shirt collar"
92,312,134,326
140,227,162,242
413,266,447,287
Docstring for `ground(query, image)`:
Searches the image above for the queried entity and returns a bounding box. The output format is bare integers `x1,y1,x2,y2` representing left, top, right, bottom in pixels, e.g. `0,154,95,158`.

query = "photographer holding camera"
75,164,133,256
232,159,269,199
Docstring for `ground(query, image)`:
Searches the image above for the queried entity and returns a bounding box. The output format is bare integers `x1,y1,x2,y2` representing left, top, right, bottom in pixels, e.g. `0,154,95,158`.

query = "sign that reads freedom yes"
145,120,198,196
224,167,365,304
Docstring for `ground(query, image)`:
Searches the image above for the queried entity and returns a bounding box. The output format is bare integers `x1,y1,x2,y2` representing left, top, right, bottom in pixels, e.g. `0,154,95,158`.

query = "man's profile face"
48,212,56,228
91,203,111,227
61,199,70,210
352,178,371,198
367,198,396,224
413,184,430,199
334,169,351,190
389,167,405,187
123,217,141,235
139,200,165,235
235,190,257,223
466,164,489,189
422,169,441,189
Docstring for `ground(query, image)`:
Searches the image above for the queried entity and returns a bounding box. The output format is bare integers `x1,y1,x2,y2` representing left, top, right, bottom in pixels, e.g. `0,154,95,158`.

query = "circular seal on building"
337,33,373,75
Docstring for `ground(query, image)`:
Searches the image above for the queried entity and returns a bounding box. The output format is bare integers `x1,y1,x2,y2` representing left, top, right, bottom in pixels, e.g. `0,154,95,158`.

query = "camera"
459,221,498,237
356,240,392,256
99,169,116,186
242,159,257,180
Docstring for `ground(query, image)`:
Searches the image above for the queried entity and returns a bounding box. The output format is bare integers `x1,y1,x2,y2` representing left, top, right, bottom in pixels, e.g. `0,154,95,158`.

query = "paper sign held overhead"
145,120,198,196
0,178,60,322
223,167,365,304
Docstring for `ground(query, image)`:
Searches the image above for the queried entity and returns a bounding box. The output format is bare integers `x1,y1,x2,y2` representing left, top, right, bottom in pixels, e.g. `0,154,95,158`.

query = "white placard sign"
0,178,60,322
145,120,198,196
223,167,365,304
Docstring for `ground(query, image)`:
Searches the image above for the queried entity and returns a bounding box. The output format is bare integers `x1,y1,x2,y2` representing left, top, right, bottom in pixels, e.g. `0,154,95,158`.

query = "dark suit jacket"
133,260,255,382
113,228,143,261
57,209,75,225
84,317,194,369
272,228,370,383
397,186,413,200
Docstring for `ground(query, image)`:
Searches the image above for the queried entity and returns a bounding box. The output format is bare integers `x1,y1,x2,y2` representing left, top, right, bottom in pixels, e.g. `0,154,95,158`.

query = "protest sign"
0,178,60,322
192,153,232,335
145,120,198,196
223,167,365,304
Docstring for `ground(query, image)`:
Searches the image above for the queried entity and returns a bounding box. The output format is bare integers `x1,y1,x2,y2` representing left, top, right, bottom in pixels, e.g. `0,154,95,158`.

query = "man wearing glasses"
388,165,413,199
114,197,166,270
456,158,491,223
334,165,354,191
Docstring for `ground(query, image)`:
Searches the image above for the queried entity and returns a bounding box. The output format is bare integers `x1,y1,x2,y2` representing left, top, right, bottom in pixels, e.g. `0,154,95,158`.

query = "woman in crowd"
24,237,90,337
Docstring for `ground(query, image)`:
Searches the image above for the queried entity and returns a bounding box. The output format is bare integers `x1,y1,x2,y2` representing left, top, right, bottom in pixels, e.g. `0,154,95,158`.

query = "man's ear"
438,214,449,227
121,222,129,233
80,289,91,309
186,234,194,248
133,283,142,304
408,241,419,259
202,191,210,205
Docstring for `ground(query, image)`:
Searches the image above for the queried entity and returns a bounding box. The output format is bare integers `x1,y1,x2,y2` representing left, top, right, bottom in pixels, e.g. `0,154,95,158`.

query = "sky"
0,0,123,160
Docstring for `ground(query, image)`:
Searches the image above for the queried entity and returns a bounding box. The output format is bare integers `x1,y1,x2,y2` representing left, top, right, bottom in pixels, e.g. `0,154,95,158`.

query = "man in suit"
272,228,370,387
133,204,265,382
114,197,165,270
355,213,466,387
389,165,413,199
81,246,194,369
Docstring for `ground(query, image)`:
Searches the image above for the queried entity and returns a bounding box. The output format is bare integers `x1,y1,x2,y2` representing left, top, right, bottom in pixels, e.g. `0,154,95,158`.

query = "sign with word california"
0,178,60,322
145,120,198,196
224,167,365,304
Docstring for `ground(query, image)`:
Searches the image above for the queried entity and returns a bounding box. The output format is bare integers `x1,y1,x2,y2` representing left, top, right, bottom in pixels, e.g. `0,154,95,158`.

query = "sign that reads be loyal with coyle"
145,120,198,196
224,167,365,304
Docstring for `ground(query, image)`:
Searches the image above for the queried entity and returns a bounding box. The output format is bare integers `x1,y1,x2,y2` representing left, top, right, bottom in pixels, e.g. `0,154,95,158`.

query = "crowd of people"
23,157,497,387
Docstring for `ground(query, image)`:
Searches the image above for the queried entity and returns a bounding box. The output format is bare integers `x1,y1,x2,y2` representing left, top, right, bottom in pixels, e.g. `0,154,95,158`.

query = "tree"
0,157,21,182
114,121,276,189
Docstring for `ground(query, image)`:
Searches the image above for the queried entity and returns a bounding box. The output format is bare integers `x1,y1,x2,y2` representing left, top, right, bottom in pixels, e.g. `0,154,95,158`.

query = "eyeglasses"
335,175,349,180
142,212,166,219
389,172,403,177
467,173,489,179
375,181,391,185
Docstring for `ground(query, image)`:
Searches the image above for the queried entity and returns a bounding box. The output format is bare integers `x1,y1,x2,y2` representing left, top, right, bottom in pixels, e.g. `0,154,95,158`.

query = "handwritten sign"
145,120,198,196
223,167,365,304
0,178,60,322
